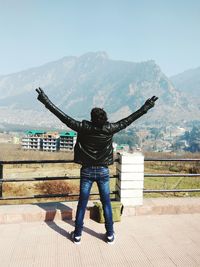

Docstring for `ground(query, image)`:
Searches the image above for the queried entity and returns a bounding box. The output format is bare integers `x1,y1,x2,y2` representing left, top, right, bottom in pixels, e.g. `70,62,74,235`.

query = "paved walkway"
0,213,200,267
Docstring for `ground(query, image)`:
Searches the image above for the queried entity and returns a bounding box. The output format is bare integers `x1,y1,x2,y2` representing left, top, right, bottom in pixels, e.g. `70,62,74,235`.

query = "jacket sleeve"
44,99,82,132
109,107,147,134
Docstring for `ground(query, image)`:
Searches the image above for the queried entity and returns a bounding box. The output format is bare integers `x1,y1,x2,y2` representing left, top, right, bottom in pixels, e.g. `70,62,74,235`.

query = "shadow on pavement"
34,202,105,242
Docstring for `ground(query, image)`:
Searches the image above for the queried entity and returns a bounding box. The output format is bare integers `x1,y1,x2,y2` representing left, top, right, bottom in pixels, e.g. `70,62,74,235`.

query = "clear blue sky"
0,0,200,76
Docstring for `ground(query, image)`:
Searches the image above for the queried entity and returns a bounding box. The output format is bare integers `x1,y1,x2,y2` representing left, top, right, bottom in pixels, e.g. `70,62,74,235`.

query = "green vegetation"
113,130,140,148
184,126,200,152
144,177,200,198
144,159,200,197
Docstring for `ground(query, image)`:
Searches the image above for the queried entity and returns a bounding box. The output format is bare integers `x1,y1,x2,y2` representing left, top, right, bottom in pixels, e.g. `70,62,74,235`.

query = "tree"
113,130,140,148
183,126,200,152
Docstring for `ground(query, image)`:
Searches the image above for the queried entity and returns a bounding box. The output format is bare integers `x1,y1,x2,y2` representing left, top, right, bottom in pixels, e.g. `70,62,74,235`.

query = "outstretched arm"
36,87,82,132
110,96,158,134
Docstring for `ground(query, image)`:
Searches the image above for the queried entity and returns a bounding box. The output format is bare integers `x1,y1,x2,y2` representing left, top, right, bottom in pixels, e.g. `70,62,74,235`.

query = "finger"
35,88,40,94
38,87,44,93
150,96,156,101
152,96,158,102
151,96,158,102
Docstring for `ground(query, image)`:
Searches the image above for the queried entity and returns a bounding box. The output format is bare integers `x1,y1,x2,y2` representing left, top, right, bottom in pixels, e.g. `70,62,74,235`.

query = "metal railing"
0,157,200,202
0,159,118,201
144,158,200,194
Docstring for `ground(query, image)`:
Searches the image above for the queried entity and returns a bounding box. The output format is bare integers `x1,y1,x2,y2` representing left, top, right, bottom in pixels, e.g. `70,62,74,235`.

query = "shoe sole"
71,232,81,245
74,241,81,245
107,241,115,245
106,235,115,245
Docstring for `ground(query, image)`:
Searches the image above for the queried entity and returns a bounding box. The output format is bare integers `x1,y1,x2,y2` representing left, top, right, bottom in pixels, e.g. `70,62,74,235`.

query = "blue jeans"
75,166,114,236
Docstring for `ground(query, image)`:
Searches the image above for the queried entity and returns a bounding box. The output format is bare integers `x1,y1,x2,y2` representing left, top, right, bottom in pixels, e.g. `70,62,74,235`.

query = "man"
36,87,158,245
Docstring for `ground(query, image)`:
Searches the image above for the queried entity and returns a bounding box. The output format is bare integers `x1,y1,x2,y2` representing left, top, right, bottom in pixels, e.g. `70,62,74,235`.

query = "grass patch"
144,157,200,197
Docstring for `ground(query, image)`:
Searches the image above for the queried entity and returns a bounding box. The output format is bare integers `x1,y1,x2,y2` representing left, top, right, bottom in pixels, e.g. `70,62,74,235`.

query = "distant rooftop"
25,130,46,135
25,130,76,137
60,131,77,137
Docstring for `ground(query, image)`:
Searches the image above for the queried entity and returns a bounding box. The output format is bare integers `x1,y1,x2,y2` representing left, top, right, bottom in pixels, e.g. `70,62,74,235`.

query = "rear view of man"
36,88,158,244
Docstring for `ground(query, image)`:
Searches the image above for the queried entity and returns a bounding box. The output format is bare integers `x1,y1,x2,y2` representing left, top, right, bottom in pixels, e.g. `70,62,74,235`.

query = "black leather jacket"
45,101,148,166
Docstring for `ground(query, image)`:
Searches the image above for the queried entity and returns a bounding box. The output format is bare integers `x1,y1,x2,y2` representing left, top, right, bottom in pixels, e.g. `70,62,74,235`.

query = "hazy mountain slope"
171,67,200,97
0,52,199,127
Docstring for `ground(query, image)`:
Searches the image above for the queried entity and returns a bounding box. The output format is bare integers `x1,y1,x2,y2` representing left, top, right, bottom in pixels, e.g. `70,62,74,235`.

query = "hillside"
171,66,200,97
0,52,199,128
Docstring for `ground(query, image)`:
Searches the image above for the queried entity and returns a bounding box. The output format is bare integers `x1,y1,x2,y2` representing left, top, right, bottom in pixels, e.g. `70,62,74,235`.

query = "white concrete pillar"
116,152,144,206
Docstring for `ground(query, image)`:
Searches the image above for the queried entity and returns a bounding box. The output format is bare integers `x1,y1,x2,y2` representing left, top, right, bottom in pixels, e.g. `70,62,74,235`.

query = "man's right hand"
35,87,50,105
142,96,158,112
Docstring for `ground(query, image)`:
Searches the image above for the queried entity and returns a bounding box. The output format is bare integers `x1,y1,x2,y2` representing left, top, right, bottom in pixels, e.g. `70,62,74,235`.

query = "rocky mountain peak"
0,52,199,127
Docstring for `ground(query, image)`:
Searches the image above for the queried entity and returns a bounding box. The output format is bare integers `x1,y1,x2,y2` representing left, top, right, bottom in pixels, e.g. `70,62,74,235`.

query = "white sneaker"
71,231,81,245
106,234,115,245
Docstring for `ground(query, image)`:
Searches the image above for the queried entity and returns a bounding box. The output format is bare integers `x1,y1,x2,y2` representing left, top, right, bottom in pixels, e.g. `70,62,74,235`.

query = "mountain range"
0,52,199,129
171,67,200,109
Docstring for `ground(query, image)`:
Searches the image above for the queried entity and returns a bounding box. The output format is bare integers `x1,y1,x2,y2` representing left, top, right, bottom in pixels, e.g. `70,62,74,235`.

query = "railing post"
0,163,3,198
116,152,144,206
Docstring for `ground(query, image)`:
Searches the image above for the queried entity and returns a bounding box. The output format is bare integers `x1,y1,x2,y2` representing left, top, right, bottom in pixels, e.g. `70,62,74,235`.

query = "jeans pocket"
81,172,91,179
100,169,109,180
81,167,93,179
81,171,90,178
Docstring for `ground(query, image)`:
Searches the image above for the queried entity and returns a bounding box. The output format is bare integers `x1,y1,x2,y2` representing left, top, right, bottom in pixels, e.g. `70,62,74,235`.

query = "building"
13,136,21,144
42,132,60,152
21,130,77,152
60,131,77,151
21,130,46,150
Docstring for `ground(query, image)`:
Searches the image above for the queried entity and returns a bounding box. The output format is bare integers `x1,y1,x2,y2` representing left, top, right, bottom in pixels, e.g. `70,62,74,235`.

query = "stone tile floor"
0,213,200,267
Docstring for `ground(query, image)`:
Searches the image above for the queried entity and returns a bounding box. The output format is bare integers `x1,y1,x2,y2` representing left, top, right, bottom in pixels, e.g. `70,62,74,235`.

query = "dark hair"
91,107,108,126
